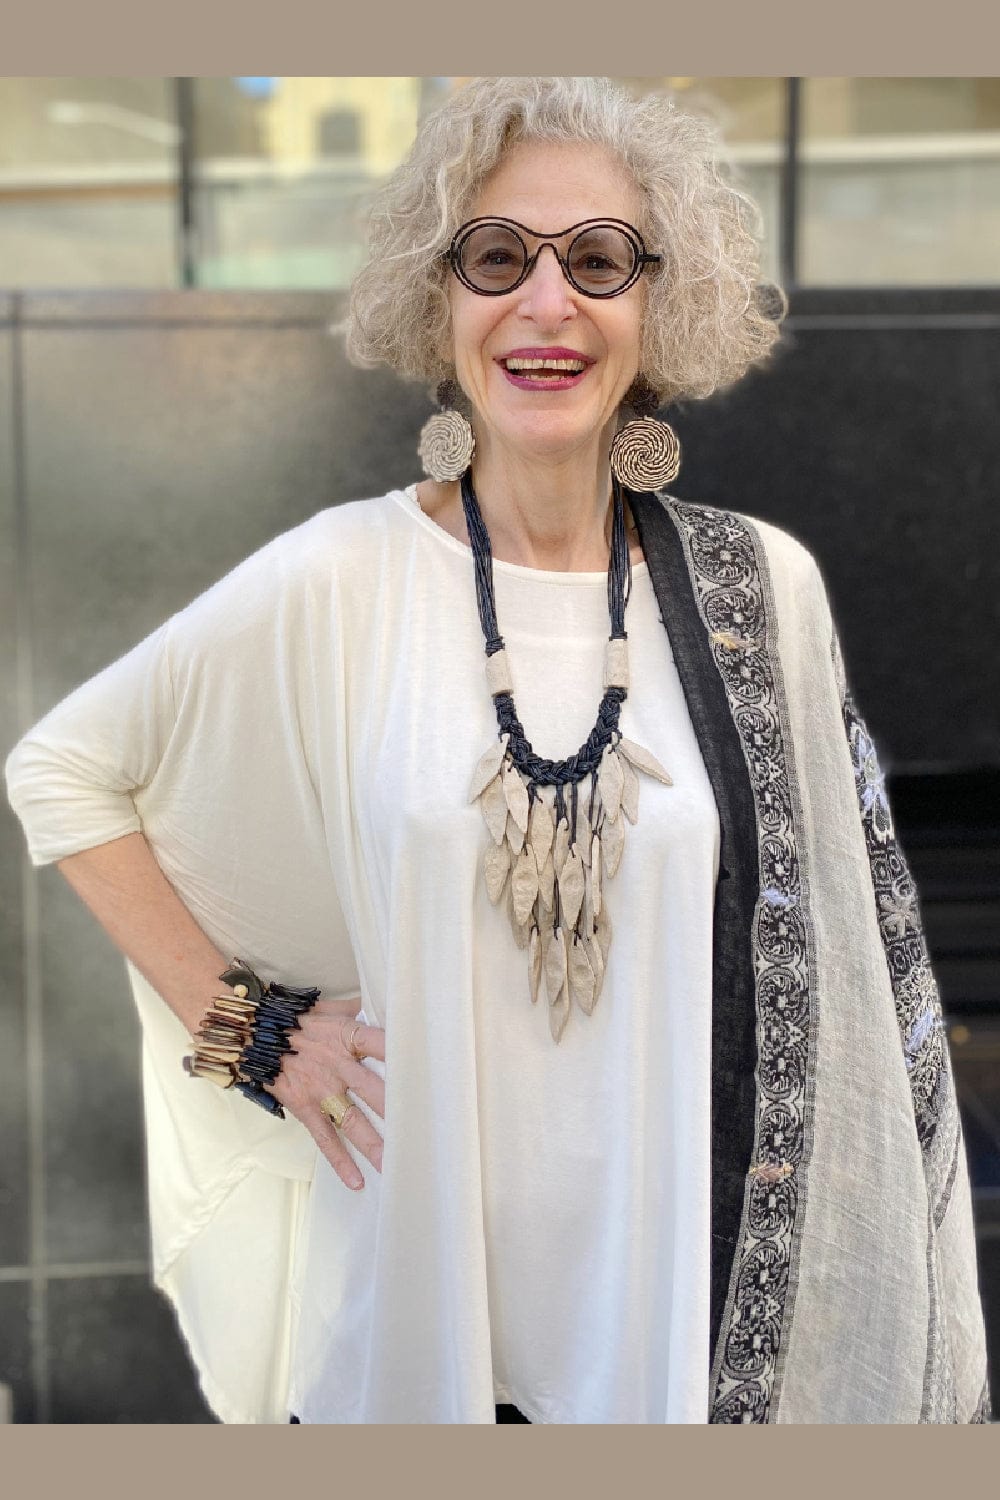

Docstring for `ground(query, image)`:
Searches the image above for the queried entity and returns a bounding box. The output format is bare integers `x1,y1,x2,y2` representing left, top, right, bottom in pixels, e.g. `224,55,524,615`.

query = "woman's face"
447,138,647,466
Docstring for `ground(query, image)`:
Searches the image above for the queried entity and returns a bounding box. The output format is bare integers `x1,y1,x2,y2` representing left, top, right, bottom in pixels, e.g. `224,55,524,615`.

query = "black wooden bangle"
183,958,320,1118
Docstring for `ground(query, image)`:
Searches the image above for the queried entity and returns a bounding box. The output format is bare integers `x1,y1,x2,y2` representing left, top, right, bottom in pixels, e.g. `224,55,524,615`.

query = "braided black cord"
459,468,632,786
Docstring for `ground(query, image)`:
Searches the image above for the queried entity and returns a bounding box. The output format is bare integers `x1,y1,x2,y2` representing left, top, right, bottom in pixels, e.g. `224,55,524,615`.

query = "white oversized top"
5,484,719,1424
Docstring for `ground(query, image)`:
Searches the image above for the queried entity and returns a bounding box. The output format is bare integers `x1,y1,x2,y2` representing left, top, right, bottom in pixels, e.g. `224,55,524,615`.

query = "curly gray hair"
344,76,784,405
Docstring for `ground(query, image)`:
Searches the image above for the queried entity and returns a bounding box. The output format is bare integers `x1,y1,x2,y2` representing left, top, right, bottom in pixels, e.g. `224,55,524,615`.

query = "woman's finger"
331,1098,384,1173
304,1105,368,1190
340,1056,386,1120
340,1018,386,1064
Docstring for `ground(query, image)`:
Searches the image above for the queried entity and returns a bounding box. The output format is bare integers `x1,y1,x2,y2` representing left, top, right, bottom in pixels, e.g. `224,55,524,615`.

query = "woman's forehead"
469,139,641,227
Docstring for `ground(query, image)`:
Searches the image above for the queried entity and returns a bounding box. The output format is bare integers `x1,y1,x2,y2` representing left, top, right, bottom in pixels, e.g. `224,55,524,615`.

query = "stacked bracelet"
183,958,320,1118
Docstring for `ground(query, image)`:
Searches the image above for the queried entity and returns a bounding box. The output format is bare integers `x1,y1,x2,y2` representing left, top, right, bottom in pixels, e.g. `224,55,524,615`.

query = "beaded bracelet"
183,958,320,1118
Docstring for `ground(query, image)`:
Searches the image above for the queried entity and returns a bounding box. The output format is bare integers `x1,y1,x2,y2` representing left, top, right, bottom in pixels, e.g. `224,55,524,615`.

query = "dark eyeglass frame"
447,216,661,299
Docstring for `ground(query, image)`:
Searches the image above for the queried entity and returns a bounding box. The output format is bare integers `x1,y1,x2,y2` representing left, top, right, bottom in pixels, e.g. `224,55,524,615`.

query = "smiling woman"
4,76,991,1425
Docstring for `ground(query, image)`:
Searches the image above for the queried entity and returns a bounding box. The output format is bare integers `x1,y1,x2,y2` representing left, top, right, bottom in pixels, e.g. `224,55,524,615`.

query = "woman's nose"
514,245,578,323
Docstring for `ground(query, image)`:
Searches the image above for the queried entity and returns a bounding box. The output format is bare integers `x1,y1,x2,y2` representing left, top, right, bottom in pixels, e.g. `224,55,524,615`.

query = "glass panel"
799,78,1000,285
616,79,783,286
191,77,428,290
191,77,783,292
0,78,178,288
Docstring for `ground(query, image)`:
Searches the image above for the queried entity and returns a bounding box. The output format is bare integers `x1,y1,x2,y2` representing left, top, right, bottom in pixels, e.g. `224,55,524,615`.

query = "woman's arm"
56,829,234,1037
7,525,384,1191
55,829,385,1188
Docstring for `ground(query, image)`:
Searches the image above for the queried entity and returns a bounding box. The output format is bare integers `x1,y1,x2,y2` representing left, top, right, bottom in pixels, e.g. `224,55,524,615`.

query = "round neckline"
394,483,649,585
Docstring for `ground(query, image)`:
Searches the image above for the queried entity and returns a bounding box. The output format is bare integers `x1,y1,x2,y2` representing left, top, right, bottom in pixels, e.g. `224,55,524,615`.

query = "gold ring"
320,1092,354,1129
341,1019,365,1059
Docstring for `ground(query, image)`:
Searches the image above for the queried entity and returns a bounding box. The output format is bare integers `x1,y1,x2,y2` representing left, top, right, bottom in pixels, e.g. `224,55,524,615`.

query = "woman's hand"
267,996,386,1191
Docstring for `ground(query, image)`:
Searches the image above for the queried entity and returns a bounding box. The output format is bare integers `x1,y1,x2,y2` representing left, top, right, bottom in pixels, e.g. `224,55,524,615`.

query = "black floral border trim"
668,499,811,1425
832,637,986,1421
839,689,952,1169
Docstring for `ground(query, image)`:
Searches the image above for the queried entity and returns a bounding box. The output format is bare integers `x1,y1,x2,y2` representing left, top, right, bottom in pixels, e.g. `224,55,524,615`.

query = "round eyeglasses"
447,217,661,299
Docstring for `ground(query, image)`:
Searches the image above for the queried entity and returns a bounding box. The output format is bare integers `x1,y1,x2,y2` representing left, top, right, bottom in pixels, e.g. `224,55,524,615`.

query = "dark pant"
290,1405,531,1423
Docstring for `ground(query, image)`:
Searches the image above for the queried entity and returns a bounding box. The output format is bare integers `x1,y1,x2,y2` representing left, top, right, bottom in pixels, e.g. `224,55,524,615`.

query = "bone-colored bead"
603,637,630,691
485,648,514,697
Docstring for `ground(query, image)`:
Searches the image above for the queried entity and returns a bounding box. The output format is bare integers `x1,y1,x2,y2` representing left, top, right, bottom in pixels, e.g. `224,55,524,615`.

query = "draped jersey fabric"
5,484,719,1424
5,483,991,1423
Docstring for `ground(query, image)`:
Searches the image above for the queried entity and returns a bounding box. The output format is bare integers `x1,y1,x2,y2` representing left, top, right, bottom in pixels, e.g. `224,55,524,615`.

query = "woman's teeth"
503,358,586,376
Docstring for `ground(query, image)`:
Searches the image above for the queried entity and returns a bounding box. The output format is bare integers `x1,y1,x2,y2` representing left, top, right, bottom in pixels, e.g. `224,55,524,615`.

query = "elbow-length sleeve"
828,611,992,1424
5,620,177,867
4,514,365,1425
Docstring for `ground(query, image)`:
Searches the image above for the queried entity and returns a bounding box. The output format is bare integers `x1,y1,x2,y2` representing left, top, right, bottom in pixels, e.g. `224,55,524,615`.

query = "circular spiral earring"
608,375,681,491
418,378,476,482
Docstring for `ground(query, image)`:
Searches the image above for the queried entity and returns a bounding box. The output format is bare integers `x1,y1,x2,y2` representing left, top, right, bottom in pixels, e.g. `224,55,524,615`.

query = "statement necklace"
463,471,673,1042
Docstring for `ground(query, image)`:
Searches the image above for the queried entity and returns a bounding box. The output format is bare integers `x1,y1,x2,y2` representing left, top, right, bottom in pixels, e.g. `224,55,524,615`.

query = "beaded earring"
418,378,476,482
609,375,681,491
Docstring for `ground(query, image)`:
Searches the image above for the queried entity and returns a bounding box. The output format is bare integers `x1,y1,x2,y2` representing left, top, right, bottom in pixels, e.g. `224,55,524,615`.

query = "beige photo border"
2,0,999,1492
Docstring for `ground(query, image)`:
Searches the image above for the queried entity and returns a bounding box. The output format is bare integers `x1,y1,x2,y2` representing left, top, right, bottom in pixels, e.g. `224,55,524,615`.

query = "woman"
4,77,991,1424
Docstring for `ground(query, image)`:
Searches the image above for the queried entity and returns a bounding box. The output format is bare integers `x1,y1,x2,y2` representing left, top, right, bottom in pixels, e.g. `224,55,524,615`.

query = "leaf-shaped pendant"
568,935,596,1014
484,839,510,903
619,754,640,824
506,810,525,854
511,845,539,927
558,847,586,930
553,816,571,876
468,734,509,802
528,796,554,866
481,773,510,845
586,930,606,1007
537,851,555,911
505,881,532,948
502,760,530,833
602,810,626,878
549,984,571,1044
590,832,603,918
575,794,592,867
598,744,625,821
617,736,672,785
596,902,613,965
544,924,568,1006
528,925,542,1004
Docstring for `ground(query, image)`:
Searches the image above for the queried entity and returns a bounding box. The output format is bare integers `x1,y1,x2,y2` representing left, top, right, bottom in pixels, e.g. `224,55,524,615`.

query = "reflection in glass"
0,78,178,287
800,79,1000,285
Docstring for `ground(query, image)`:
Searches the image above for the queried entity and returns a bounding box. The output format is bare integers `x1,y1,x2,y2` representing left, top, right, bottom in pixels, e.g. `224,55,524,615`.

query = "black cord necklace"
462,469,673,1043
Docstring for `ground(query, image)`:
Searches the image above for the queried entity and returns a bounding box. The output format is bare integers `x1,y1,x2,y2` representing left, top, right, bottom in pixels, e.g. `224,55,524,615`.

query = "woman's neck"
416,443,641,572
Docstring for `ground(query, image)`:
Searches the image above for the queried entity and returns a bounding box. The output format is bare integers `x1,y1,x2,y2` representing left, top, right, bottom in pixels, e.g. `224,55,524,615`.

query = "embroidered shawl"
629,490,991,1424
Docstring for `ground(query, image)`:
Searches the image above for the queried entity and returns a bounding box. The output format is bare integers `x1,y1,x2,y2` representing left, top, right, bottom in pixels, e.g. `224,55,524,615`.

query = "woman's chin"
486,409,604,465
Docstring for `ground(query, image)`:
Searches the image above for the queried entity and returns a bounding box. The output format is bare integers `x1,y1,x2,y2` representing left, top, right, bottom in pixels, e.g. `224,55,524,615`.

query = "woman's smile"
497,345,596,391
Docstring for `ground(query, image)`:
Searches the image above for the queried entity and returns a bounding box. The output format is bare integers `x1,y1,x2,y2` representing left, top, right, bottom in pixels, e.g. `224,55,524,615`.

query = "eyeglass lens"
456,222,639,295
